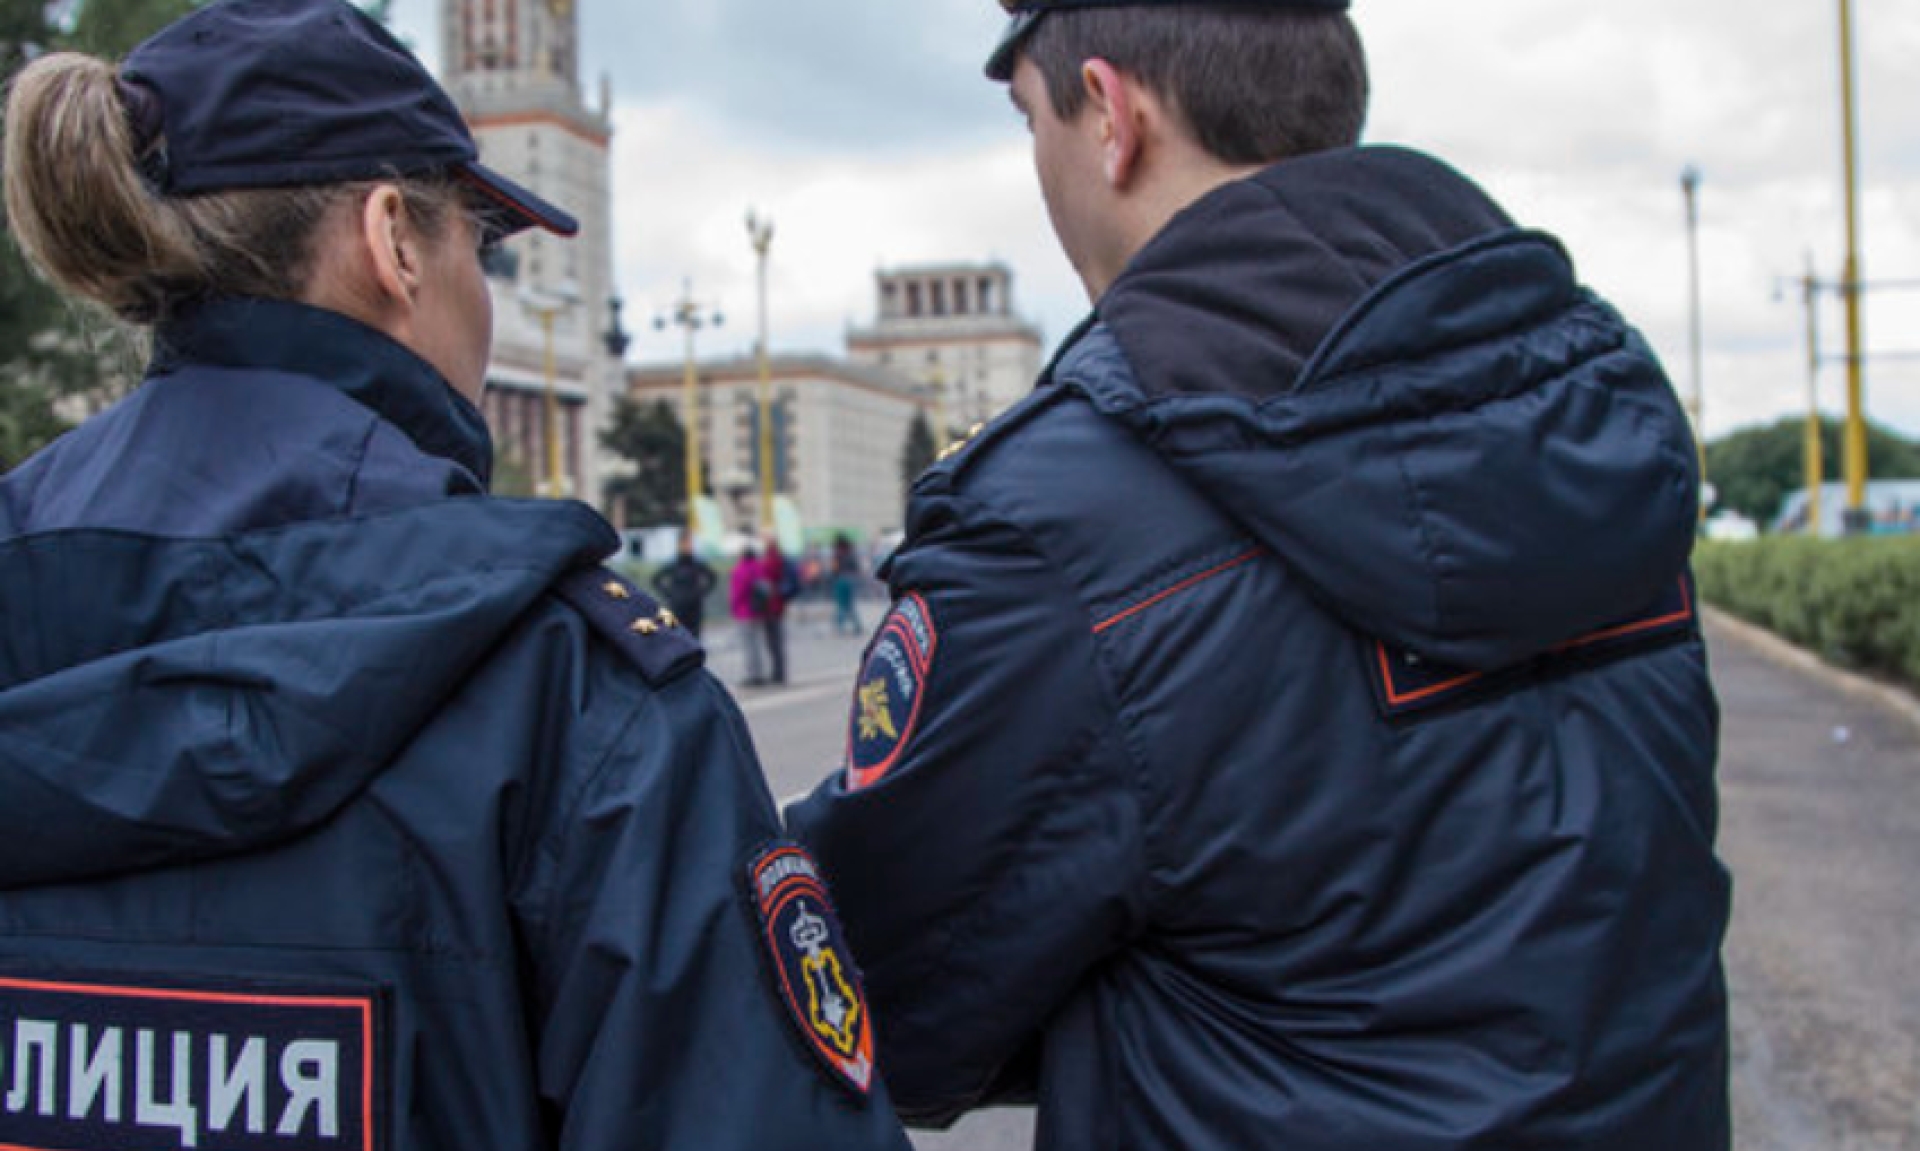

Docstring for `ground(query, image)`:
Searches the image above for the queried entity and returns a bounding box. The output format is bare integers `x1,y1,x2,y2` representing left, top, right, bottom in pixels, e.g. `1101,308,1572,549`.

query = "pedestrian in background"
789,1,1729,1147
831,533,865,635
651,528,717,637
0,2,909,1146
729,544,769,686
760,537,795,686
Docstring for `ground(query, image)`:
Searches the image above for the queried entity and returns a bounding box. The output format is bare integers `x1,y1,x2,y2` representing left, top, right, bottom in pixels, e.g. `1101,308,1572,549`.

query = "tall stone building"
441,0,620,504
845,263,1044,434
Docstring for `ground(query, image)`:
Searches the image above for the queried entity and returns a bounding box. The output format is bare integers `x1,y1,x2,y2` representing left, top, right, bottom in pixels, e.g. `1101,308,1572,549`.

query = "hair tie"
115,76,170,188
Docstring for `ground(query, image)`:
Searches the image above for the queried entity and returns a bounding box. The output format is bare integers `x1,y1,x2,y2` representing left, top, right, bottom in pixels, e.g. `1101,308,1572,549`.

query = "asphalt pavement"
1710,611,1920,1151
718,602,1920,1150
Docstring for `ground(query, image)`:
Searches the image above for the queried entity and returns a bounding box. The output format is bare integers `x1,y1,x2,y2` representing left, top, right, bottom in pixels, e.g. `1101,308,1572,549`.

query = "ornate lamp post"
519,281,581,498
655,281,722,532
603,295,632,359
1680,165,1706,521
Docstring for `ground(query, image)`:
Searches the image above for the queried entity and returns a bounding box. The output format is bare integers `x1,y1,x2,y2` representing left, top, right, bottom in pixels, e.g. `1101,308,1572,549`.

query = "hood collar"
152,297,494,488
1056,146,1700,669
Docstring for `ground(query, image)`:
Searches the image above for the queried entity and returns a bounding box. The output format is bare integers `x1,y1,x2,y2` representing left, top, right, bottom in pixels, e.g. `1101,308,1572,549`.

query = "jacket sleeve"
513,660,911,1151
786,491,1147,1127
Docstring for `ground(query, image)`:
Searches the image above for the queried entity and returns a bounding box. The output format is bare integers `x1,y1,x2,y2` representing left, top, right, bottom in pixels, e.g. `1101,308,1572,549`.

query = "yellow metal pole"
680,300,703,534
1803,262,1824,536
748,211,776,532
541,308,562,498
1837,0,1869,524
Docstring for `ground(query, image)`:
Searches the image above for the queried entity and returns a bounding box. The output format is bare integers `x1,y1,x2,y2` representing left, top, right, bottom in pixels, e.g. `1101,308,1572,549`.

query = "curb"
1704,606,1920,737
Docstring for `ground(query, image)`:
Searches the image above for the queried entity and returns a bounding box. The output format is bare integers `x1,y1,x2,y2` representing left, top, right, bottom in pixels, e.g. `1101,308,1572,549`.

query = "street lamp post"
520,283,581,498
1836,0,1870,531
1801,260,1826,536
655,281,722,533
746,209,776,532
1681,165,1707,521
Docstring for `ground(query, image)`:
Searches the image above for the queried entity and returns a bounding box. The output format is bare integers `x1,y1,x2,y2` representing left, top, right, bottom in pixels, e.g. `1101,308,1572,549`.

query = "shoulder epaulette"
552,566,705,687
918,387,1069,492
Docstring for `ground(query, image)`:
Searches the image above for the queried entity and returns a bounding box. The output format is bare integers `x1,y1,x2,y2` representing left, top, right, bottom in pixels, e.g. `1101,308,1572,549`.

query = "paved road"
1710,613,1920,1151
718,607,1920,1150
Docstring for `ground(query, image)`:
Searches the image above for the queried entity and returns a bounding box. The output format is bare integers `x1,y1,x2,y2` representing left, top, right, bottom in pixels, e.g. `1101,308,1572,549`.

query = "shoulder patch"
0,968,388,1151
742,843,875,1100
845,594,939,791
552,566,704,687
1370,575,1698,719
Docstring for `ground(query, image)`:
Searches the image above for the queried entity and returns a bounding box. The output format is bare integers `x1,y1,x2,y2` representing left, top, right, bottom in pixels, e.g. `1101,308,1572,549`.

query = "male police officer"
787,2,1732,1147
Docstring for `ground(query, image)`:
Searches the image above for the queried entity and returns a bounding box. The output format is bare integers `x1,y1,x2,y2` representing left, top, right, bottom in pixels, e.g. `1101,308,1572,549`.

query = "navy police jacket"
789,147,1731,1148
0,299,909,1151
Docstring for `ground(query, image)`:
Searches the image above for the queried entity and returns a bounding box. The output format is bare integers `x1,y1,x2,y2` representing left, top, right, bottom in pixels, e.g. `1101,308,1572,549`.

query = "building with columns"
625,356,934,542
625,264,1048,541
845,263,1045,434
441,0,621,504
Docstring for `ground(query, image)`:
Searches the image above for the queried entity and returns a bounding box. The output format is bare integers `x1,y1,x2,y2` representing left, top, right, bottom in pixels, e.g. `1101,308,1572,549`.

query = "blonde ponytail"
3,53,205,323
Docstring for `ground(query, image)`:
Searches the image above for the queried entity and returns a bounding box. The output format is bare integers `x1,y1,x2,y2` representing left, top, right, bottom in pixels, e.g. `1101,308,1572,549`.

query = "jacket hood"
1062,146,1699,669
0,498,615,889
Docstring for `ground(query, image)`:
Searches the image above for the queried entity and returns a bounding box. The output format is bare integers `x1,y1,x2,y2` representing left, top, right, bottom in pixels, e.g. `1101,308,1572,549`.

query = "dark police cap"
986,0,1352,81
120,0,576,237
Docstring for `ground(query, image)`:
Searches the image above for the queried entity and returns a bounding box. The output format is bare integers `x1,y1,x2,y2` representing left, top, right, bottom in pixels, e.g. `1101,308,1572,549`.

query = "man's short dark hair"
1024,7,1369,166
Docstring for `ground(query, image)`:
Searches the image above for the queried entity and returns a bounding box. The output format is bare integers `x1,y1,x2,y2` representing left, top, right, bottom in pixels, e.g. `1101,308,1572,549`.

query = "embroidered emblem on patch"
0,969,387,1151
846,594,939,791
743,844,875,1099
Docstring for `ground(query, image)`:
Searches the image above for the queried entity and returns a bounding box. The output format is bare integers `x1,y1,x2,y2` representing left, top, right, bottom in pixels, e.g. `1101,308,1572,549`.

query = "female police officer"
0,2,907,1148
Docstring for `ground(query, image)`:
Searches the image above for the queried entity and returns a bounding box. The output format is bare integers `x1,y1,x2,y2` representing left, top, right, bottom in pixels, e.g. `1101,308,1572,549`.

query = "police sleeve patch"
742,843,875,1100
845,593,939,792
0,969,387,1151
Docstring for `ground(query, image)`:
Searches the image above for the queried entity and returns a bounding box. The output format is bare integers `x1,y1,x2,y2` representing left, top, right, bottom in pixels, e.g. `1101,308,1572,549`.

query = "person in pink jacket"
729,546,768,685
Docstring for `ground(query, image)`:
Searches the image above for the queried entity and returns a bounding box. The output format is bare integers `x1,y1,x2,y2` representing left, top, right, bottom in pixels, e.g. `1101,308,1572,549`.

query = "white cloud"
606,101,1079,368
394,0,1920,438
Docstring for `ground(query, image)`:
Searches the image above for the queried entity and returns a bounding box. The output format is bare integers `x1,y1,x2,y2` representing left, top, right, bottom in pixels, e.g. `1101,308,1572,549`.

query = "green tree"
1706,416,1920,527
901,409,937,491
62,0,196,55
601,397,688,525
1,0,397,473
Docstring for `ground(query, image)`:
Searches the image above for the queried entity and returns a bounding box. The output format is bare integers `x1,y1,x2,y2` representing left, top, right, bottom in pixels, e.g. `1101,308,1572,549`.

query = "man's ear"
1081,57,1143,189
359,184,420,313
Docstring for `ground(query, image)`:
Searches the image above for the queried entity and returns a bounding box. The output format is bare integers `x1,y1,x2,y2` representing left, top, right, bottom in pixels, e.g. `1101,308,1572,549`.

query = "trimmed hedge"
1694,537,1920,689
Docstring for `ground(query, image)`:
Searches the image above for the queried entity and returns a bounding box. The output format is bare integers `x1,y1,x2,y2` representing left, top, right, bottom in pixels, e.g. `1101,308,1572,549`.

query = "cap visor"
985,12,1041,81
456,162,579,238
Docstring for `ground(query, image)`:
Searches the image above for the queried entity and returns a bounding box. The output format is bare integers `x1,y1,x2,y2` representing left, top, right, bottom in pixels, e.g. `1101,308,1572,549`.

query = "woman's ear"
359,184,420,313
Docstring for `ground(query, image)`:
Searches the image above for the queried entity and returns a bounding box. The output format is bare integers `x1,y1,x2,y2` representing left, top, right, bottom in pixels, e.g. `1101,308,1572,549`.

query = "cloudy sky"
390,0,1920,439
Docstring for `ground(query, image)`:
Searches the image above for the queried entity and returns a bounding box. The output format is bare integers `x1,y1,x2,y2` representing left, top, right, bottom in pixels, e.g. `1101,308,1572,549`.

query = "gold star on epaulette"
603,581,632,601
937,423,988,463
627,607,680,639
